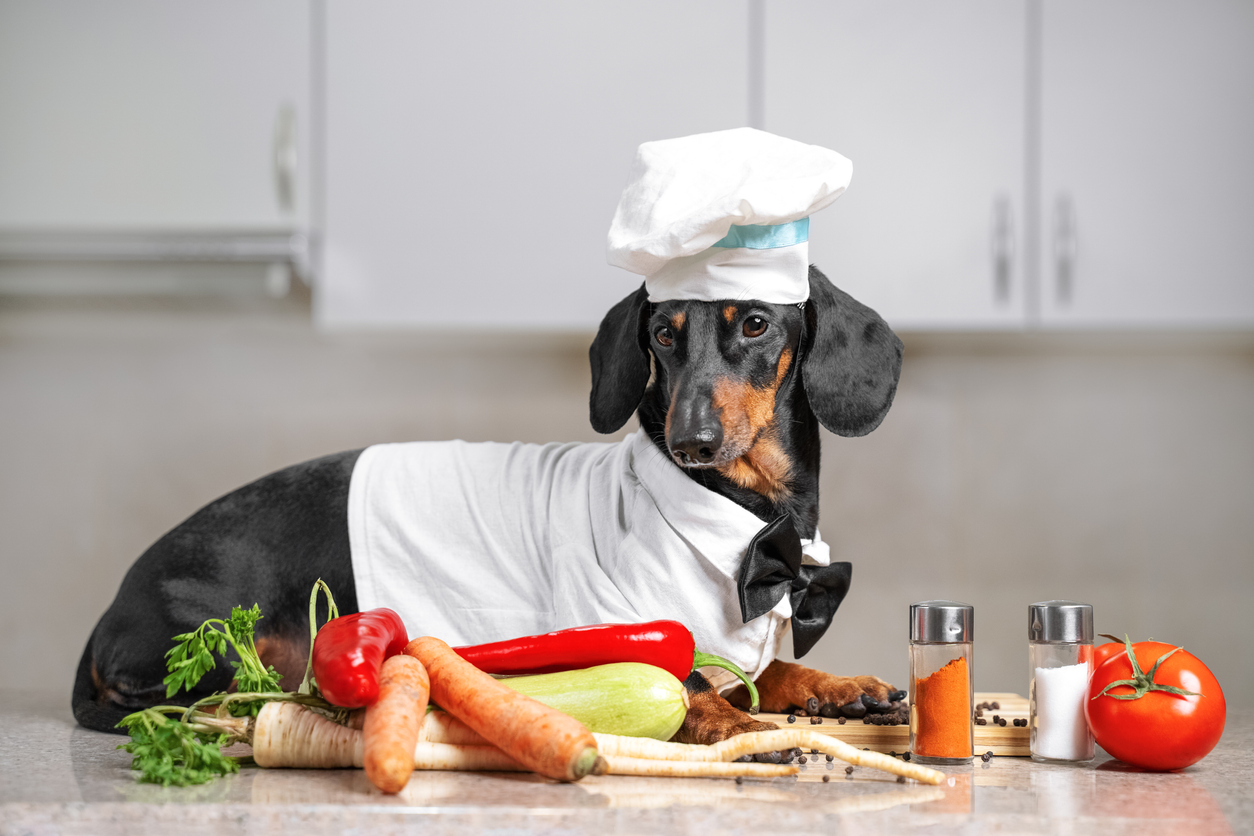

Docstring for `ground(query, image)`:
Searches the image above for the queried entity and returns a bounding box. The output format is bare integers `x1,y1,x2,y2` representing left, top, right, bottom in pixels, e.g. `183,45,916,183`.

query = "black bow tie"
737,516,852,658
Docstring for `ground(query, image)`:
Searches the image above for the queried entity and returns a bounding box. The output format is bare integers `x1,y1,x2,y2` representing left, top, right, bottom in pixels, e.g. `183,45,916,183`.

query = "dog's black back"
72,450,361,732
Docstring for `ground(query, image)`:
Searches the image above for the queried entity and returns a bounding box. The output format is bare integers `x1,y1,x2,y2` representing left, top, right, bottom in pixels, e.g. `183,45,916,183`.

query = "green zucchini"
501,662,689,741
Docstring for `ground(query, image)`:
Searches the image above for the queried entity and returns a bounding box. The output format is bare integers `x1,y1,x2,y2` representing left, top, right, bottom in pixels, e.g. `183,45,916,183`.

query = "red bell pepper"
454,620,761,712
312,608,408,708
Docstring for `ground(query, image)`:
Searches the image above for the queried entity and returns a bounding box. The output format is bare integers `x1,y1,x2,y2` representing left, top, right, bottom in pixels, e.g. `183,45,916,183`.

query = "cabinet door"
321,1,747,329
1040,1,1254,326
0,1,310,230
765,1,1027,329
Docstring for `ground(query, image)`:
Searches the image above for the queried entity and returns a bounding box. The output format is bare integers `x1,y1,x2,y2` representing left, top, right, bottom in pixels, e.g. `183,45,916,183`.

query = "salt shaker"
1028,600,1095,763
909,600,974,764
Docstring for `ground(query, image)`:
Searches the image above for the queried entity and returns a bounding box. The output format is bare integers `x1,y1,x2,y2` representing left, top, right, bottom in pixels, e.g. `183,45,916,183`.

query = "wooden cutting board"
757,692,1030,757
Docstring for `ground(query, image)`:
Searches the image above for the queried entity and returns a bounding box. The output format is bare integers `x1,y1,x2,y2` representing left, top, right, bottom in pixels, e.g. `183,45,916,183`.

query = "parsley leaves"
117,708,241,787
163,604,283,713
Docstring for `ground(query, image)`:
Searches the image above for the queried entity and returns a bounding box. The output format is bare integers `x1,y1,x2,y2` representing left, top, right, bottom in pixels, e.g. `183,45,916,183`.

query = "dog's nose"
670,425,723,466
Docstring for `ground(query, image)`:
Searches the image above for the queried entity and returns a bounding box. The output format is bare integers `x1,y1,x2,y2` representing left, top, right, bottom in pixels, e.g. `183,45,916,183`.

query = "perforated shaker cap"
1028,600,1093,643
910,600,973,643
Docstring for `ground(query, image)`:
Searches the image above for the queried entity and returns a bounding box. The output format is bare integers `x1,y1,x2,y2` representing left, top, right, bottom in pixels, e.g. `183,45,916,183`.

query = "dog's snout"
670,423,723,466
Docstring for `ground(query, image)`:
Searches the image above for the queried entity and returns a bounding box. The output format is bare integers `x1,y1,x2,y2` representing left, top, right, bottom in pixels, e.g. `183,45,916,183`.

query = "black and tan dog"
74,266,905,748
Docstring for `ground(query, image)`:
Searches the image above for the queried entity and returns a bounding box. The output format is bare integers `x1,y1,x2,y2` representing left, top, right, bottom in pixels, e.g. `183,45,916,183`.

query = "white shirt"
348,428,830,683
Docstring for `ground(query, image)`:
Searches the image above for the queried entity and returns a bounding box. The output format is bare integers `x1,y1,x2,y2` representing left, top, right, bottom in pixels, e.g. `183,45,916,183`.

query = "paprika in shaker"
312,608,409,708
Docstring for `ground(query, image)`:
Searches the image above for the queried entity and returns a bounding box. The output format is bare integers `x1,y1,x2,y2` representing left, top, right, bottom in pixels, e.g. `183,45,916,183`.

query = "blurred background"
1,1,1251,708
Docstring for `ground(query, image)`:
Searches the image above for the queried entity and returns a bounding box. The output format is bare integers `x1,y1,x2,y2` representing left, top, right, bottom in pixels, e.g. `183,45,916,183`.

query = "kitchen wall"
2,292,1250,706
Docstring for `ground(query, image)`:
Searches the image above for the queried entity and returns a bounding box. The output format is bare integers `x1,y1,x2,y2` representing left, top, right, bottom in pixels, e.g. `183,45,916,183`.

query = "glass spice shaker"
1028,600,1095,763
909,600,974,764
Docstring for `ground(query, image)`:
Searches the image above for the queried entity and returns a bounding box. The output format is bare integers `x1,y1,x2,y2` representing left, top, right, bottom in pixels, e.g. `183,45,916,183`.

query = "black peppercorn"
902,752,911,762
826,754,834,762
991,702,1000,710
787,714,796,724
837,717,846,725
736,775,744,784
845,765,854,775
822,774,831,783
798,755,808,764
896,775,906,784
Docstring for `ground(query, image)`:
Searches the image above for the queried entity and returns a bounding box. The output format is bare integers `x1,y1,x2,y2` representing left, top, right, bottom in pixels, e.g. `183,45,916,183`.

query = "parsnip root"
600,756,799,779
414,742,527,772
592,730,945,785
253,702,363,768
419,709,488,746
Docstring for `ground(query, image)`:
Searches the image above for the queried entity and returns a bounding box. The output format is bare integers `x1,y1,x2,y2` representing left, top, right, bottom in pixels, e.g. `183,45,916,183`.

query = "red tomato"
1092,640,1128,670
1085,641,1226,771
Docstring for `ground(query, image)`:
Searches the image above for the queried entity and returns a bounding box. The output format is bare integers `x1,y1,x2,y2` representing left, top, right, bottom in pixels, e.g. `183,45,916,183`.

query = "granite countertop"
1,690,1248,835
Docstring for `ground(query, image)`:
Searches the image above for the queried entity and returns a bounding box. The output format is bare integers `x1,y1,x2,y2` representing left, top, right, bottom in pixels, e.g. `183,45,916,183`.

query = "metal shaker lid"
1028,600,1093,643
910,600,973,642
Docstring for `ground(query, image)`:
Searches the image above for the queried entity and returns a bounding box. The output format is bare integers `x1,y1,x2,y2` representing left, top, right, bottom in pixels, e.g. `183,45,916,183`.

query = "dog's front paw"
726,660,907,719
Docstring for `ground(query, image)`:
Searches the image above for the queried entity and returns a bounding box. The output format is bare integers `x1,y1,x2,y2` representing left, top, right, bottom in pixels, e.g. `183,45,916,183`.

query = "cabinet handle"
991,195,1014,303
1053,194,1076,304
273,104,298,214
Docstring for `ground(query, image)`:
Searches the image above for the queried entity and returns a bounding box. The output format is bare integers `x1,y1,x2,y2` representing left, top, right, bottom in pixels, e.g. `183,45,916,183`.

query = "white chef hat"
607,127,852,305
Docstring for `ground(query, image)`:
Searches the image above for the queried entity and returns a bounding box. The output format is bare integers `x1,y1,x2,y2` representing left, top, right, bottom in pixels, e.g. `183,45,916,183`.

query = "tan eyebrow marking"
723,305,738,323
670,312,686,330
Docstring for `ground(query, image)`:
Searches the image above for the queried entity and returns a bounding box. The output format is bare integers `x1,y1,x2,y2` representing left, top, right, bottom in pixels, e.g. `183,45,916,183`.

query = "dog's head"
589,266,903,494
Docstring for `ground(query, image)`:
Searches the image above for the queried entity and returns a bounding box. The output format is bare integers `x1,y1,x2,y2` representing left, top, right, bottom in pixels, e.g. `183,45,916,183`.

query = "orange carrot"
404,636,602,781
362,655,430,793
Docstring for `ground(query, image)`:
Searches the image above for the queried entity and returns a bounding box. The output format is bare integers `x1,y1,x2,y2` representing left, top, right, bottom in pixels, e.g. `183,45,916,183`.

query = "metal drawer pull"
274,104,298,214
1053,194,1076,304
991,195,1015,303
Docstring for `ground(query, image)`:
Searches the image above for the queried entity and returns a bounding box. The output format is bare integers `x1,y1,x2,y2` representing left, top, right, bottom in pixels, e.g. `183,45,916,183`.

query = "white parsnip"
419,710,489,746
592,730,945,785
250,705,937,784
413,742,527,772
253,702,363,768
600,756,798,779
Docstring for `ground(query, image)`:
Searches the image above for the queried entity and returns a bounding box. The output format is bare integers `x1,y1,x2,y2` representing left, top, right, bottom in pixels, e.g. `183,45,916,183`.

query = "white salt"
1032,663,1094,760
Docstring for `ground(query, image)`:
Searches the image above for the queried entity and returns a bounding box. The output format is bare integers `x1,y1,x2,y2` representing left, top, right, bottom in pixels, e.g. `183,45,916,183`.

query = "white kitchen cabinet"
1039,0,1254,327
764,1,1028,331
0,1,310,232
320,1,748,329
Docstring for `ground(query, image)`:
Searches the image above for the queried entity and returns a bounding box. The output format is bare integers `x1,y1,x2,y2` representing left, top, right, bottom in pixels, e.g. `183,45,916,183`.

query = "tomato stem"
1091,634,1202,701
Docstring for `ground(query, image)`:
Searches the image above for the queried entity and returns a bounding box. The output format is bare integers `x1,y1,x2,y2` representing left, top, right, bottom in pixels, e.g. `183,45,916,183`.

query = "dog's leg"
673,671,811,763
724,659,907,719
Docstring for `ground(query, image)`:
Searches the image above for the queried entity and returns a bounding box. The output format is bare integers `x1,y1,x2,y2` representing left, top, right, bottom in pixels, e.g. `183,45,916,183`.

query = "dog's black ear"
589,282,652,433
801,266,904,437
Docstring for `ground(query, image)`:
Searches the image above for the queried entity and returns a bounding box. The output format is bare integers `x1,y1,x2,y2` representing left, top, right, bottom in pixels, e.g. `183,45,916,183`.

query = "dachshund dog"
73,265,905,749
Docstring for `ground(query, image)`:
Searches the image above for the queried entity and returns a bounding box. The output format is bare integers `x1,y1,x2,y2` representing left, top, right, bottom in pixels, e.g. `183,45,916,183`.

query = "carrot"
405,636,602,781
362,655,430,793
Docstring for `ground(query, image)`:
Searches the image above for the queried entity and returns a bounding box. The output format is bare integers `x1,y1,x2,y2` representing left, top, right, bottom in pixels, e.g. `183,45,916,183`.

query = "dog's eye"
743,316,768,338
655,327,674,347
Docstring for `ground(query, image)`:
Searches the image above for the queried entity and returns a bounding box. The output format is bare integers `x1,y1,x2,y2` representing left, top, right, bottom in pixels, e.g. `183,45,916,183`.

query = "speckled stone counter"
1,690,1248,835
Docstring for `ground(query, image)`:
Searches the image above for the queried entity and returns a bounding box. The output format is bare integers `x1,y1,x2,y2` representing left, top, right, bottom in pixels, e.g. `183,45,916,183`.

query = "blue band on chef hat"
712,218,809,250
